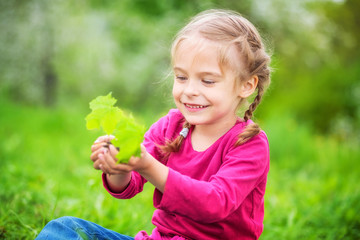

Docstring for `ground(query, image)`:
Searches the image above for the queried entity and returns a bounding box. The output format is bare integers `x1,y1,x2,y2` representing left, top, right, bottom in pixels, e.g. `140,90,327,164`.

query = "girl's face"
172,37,242,129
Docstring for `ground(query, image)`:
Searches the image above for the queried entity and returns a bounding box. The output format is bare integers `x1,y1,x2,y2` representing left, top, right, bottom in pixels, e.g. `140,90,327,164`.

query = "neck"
190,117,238,152
193,116,238,139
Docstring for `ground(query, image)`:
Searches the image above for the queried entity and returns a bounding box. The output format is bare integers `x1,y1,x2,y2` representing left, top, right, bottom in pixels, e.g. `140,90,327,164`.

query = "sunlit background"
0,0,359,239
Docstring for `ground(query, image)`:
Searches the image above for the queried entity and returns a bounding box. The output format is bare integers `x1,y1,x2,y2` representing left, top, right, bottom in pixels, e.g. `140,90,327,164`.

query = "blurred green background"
0,0,359,239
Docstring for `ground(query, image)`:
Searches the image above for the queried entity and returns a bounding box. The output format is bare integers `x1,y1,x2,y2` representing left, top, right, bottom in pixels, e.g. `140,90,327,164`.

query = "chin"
183,116,208,126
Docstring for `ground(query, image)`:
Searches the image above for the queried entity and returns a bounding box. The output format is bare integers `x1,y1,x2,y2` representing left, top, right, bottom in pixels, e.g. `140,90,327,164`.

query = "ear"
238,75,258,98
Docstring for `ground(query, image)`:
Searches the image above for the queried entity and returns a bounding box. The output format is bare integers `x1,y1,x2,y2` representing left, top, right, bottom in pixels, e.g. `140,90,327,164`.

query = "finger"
103,152,130,172
127,156,140,167
98,146,118,163
140,144,147,158
101,150,123,174
110,162,133,173
91,142,109,153
102,154,132,175
90,146,108,162
94,135,108,143
98,153,113,174
101,150,135,173
94,135,115,144
93,160,101,170
107,144,120,158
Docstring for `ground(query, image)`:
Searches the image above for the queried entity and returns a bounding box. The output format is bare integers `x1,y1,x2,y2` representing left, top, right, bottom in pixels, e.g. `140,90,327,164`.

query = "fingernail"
103,148,108,154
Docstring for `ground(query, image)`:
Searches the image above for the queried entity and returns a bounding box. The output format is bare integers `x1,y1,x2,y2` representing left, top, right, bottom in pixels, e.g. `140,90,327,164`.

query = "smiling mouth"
184,103,208,109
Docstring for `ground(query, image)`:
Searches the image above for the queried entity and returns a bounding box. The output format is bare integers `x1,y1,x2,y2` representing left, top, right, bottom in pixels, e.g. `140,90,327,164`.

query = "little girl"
36,9,271,240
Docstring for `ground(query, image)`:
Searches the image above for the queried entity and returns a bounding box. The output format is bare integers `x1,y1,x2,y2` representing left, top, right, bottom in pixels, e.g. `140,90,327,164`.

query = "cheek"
215,88,241,106
172,83,180,100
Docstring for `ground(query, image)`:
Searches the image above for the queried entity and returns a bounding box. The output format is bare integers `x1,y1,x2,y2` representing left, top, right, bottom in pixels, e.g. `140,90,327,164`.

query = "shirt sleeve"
153,132,270,223
102,171,146,199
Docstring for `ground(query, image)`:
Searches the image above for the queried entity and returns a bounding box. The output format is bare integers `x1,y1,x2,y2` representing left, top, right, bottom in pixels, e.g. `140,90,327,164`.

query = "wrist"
137,159,169,193
105,172,132,193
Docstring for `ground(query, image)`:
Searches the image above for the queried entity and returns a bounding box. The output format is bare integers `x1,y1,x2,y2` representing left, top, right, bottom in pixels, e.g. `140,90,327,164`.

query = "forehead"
173,37,222,71
173,36,241,77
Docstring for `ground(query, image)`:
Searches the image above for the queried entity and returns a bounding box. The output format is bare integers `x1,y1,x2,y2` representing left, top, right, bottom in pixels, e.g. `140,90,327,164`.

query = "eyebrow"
173,67,223,78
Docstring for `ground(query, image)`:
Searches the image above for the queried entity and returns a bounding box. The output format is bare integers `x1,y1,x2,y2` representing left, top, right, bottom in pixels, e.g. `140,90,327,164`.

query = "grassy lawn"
0,99,359,239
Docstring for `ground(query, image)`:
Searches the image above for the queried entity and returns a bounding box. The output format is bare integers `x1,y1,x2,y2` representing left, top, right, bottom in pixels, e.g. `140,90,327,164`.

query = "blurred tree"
0,0,58,106
320,0,360,135
244,0,360,138
0,0,358,138
41,1,57,107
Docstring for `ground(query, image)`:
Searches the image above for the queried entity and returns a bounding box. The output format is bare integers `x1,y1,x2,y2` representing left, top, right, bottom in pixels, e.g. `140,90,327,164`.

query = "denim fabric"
35,216,135,240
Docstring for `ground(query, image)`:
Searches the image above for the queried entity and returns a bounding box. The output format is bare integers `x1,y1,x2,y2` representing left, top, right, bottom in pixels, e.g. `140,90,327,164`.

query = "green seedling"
85,92,146,163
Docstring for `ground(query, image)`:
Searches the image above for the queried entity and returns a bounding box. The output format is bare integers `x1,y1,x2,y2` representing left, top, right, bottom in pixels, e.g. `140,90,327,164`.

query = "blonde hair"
161,9,271,154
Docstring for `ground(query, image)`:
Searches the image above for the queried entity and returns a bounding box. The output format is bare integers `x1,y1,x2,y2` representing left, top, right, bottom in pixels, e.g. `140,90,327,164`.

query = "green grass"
262,115,360,239
0,99,359,239
0,100,155,239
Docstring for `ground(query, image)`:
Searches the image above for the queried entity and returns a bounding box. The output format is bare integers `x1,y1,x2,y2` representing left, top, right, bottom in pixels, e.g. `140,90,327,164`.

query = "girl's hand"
90,135,149,175
90,135,133,193
98,144,155,175
90,135,114,169
90,137,168,193
126,144,155,172
90,135,125,174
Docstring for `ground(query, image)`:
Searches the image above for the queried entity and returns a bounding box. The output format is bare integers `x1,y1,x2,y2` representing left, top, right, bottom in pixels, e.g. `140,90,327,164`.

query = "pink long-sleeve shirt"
102,109,270,240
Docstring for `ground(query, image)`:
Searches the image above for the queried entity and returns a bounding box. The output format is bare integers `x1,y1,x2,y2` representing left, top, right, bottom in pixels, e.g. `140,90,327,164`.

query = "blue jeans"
35,216,135,240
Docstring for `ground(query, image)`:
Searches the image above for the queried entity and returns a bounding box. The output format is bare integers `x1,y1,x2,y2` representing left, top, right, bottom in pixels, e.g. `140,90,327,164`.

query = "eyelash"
202,79,215,85
176,76,187,81
175,76,215,85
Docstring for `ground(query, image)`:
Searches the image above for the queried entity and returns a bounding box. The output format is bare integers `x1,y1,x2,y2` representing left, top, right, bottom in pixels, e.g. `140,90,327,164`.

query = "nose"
183,79,200,96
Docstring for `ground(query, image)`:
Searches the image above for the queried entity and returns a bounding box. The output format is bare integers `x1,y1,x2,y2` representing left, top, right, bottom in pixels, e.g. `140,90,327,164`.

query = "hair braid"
244,84,264,121
159,120,191,157
235,86,264,146
236,36,270,145
236,122,261,146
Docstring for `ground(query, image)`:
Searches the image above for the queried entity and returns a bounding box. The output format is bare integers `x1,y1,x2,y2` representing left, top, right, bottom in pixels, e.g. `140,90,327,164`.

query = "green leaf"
89,92,117,110
112,120,146,163
100,108,124,135
85,114,100,130
85,92,146,163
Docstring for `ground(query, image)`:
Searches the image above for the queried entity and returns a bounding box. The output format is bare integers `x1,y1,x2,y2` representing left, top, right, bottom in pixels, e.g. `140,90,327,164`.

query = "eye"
175,75,187,81
202,79,215,85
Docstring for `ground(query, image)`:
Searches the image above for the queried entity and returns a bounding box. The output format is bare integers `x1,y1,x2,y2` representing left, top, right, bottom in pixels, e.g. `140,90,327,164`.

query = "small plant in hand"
85,92,146,163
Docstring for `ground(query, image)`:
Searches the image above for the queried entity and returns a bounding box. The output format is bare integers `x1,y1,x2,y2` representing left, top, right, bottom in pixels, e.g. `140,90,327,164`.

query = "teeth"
185,104,206,109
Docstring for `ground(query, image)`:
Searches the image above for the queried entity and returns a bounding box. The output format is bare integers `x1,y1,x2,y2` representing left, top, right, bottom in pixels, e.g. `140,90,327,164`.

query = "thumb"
140,144,146,152
140,144,148,157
